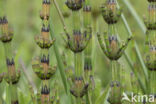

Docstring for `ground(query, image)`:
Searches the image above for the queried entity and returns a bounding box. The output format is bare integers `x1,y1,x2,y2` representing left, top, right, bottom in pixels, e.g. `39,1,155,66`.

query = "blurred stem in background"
19,58,38,104
0,17,20,104
121,0,147,34
0,74,4,104
0,0,5,17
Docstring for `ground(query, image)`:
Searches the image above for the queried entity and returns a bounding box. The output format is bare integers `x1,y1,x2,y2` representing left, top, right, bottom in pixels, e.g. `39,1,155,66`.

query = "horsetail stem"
83,1,93,93
32,0,57,103
0,0,156,103
0,17,20,104
52,0,92,103
83,8,95,104
97,0,133,103
74,53,83,78
83,5,91,28
72,11,81,30
111,61,115,81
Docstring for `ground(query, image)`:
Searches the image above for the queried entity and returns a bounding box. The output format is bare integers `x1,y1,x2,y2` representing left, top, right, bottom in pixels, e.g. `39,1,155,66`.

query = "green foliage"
0,0,155,103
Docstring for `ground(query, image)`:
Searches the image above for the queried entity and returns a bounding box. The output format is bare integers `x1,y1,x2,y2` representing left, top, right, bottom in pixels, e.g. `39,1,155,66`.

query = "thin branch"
121,0,147,34
19,58,37,92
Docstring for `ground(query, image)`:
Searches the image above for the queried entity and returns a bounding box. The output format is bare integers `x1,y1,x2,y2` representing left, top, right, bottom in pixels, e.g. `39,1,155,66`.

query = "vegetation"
0,0,155,104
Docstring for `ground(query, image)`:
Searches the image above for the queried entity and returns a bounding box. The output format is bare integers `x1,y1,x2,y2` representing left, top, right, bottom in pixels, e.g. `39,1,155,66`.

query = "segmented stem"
72,11,81,30
75,52,83,77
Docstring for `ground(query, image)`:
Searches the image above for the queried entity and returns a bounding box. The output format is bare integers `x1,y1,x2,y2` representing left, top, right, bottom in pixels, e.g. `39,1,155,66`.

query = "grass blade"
49,21,68,94
121,0,147,34
95,84,110,104
50,19,73,104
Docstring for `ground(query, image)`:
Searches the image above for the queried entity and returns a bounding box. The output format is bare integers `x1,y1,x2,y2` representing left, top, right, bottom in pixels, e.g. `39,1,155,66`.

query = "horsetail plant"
97,0,132,103
0,17,21,104
32,0,57,103
144,0,156,100
83,0,96,104
1,0,156,104
83,0,93,85
56,0,93,103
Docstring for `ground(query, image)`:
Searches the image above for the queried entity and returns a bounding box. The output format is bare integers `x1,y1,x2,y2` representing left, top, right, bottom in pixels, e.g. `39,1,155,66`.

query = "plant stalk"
72,11,81,30
10,85,18,104
74,52,83,78
121,0,147,34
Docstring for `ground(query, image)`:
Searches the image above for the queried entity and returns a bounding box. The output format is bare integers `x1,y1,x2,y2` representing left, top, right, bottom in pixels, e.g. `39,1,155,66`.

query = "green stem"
92,18,98,76
11,85,18,104
41,49,49,56
83,7,91,28
74,52,83,77
72,11,81,30
150,71,156,94
111,61,116,81
6,84,11,104
83,3,92,104
76,97,82,104
108,25,115,36
93,18,97,33
4,42,13,60
86,91,92,104
3,43,13,104
0,84,4,104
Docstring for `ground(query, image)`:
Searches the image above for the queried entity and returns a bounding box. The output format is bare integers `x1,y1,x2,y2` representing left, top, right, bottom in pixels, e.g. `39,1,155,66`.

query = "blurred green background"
0,0,149,103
